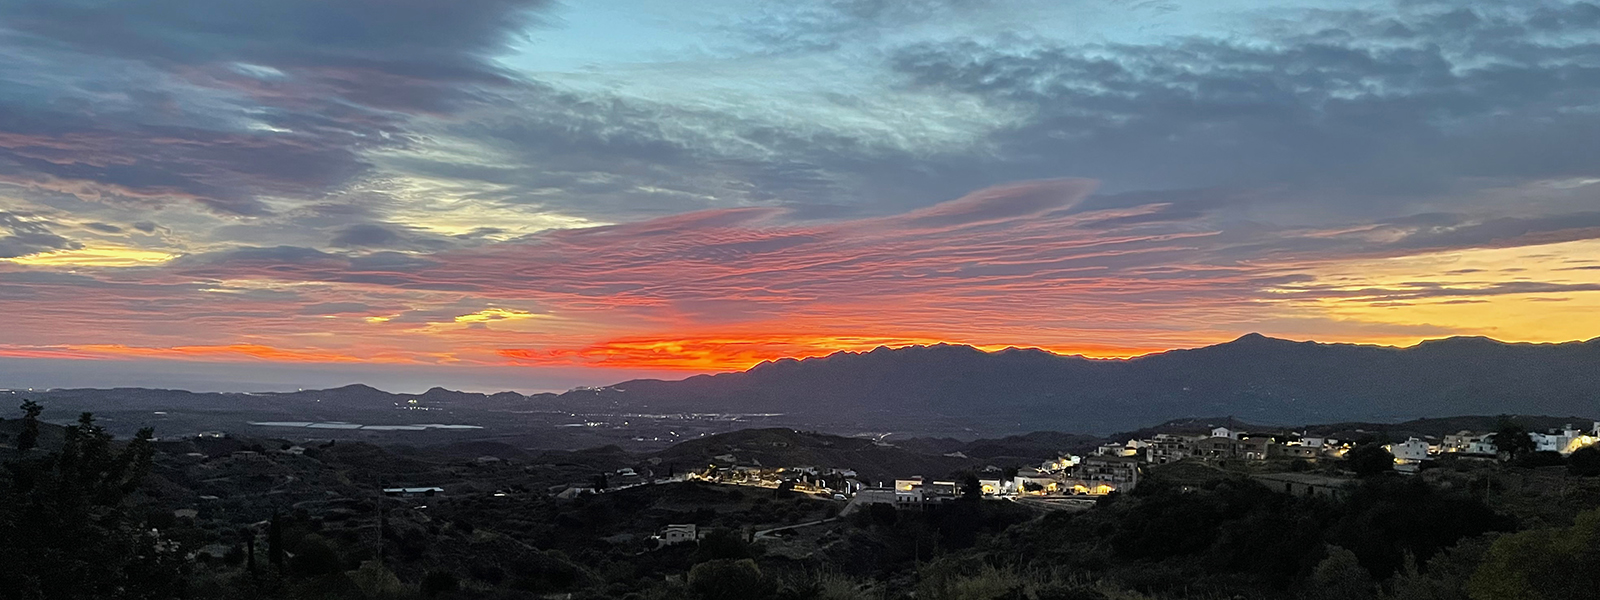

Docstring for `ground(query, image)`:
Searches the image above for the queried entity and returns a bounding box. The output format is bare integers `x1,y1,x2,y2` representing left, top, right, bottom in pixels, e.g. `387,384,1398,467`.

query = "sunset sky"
2,0,1599,392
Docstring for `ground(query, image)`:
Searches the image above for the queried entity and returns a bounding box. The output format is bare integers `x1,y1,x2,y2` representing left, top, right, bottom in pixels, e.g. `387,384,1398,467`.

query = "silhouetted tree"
0,408,179,599
1492,420,1536,458
1346,444,1395,477
15,399,40,455
268,511,285,575
961,473,982,500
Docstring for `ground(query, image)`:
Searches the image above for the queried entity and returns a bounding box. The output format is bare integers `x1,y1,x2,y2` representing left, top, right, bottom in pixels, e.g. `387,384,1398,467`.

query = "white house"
1532,424,1600,455
1211,427,1240,440
1386,438,1432,464
1443,431,1498,455
656,524,700,546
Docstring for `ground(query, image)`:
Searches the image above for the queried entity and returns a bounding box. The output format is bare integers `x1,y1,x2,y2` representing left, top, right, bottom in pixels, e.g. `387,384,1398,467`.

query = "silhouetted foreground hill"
556,334,1600,433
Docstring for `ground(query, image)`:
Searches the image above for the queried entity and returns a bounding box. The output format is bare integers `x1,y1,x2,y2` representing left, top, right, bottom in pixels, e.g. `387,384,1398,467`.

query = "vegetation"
3,400,1600,599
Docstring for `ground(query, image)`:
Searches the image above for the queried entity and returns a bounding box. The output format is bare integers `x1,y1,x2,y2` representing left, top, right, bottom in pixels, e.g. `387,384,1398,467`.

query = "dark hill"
554,335,1600,434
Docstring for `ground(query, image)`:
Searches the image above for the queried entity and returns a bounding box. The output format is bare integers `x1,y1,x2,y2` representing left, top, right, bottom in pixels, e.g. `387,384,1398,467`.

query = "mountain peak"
1225,332,1282,345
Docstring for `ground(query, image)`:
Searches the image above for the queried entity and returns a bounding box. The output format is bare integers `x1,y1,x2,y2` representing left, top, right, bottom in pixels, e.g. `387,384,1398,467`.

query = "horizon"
4,0,1600,390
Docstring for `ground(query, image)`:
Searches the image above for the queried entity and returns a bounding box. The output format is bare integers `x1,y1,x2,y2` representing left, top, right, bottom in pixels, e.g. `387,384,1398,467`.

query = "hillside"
650,428,982,485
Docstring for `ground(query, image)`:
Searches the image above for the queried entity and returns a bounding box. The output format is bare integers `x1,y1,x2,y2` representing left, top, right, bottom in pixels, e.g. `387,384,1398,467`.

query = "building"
1253,473,1353,500
1386,438,1432,464
1014,467,1058,495
1040,454,1081,472
1071,455,1140,494
1196,435,1277,460
656,524,701,546
383,487,444,497
1211,427,1240,440
1532,425,1600,455
1146,434,1193,464
1278,443,1322,459
977,478,1008,496
1442,431,1498,455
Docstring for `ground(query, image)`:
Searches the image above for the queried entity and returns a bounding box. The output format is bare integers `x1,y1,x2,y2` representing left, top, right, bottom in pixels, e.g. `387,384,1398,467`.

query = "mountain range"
554,334,1600,433
8,334,1599,436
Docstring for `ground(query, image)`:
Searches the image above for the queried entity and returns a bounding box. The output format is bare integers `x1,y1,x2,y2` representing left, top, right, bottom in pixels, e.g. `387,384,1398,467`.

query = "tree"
693,528,755,563
1568,446,1600,477
960,473,982,500
1468,507,1600,599
15,400,41,455
688,559,773,600
1347,444,1395,477
1307,546,1374,600
0,409,179,599
1491,420,1535,458
268,511,285,575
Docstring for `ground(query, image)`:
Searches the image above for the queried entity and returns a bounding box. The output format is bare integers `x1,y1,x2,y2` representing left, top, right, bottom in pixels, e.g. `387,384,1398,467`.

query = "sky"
1,0,1599,392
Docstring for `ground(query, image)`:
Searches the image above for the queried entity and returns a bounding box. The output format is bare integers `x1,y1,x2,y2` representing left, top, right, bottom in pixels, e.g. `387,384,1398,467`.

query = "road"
753,517,838,540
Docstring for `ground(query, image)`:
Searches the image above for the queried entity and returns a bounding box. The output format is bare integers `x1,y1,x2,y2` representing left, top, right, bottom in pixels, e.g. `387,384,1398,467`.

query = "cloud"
0,210,79,258
0,0,556,216
886,1,1600,204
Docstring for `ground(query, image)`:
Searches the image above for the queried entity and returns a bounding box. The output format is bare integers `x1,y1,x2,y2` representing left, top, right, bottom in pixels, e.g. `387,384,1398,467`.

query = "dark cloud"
330,223,402,248
887,2,1600,204
0,0,552,112
0,210,78,258
0,0,555,215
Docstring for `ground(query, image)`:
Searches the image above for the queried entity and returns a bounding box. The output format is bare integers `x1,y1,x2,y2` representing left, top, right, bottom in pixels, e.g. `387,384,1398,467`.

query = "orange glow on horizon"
497,334,1167,371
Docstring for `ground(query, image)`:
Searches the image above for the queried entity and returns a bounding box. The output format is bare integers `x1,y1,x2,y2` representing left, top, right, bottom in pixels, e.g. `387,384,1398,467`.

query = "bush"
1468,507,1600,599
1516,451,1565,468
290,534,343,577
420,571,459,598
1347,445,1395,477
688,559,772,600
1568,446,1600,477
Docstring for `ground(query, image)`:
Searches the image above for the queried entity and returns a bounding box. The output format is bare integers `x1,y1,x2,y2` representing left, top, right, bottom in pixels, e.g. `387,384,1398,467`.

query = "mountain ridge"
9,334,1599,435
560,334,1600,433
